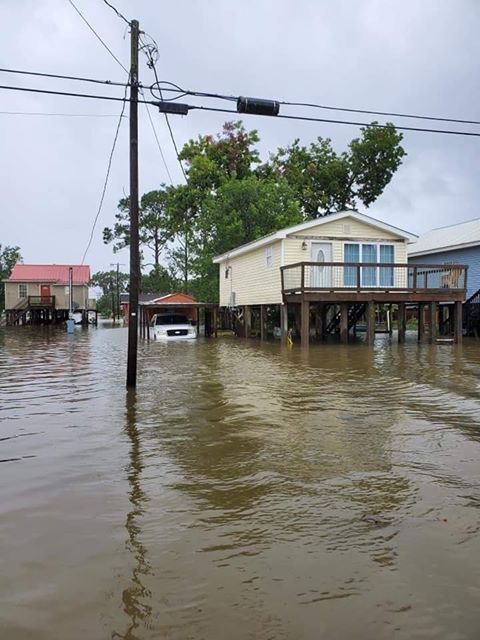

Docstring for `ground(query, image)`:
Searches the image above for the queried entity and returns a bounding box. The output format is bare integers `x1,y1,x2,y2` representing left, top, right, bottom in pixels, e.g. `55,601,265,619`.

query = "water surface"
1,326,480,639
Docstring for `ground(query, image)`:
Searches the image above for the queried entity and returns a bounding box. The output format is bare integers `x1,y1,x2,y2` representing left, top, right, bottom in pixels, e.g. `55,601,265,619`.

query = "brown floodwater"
1,325,480,639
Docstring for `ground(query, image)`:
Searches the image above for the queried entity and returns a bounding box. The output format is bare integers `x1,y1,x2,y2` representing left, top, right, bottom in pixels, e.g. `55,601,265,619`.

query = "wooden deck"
279,262,467,346
281,262,467,302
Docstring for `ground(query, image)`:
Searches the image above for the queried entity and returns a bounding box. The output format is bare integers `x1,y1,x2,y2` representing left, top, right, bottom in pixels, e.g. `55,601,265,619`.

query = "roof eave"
409,240,480,257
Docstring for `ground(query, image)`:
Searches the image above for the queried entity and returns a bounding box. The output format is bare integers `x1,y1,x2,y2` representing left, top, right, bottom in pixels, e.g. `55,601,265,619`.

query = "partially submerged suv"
151,313,197,341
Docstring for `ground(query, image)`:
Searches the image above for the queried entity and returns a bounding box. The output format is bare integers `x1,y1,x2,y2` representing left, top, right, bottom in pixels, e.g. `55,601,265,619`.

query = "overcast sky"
1,0,479,274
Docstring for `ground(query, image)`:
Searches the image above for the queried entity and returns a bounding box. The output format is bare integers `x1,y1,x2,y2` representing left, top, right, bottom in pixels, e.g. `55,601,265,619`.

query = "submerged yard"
1,325,480,639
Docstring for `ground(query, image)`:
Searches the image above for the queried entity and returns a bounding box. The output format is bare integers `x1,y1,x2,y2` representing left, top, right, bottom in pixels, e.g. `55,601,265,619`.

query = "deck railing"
281,262,468,294
28,295,56,307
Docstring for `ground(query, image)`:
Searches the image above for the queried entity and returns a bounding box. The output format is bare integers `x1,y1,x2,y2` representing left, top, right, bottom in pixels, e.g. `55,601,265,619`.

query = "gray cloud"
1,0,479,270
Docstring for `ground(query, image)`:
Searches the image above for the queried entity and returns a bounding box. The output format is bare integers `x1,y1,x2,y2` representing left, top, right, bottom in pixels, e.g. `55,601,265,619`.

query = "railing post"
300,263,305,292
464,266,468,292
280,266,285,295
356,265,361,292
424,271,428,289
413,267,417,292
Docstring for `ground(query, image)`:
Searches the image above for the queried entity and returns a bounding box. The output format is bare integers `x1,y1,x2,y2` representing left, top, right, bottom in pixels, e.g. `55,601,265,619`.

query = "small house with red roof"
4,264,92,325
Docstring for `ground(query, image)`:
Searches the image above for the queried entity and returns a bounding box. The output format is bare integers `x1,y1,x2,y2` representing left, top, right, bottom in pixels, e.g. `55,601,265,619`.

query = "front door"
40,284,51,302
311,242,332,288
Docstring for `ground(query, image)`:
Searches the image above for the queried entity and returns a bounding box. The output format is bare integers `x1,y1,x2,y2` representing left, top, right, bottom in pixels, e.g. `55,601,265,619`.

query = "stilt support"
430,301,438,343
367,300,375,346
454,300,463,344
280,303,288,343
340,302,348,344
398,302,406,343
260,305,266,341
301,300,310,348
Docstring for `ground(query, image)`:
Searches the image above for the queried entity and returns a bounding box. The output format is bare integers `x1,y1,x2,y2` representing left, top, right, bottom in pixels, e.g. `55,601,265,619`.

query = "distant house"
4,264,91,326
212,209,467,344
408,218,480,335
408,217,480,299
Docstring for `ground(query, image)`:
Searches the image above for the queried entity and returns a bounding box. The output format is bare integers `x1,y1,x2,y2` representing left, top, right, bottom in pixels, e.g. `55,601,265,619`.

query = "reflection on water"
1,326,480,639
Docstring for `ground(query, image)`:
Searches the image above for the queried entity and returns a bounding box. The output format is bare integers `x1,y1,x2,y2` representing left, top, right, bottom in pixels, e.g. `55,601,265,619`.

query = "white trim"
408,240,480,257
280,239,285,267
212,210,416,263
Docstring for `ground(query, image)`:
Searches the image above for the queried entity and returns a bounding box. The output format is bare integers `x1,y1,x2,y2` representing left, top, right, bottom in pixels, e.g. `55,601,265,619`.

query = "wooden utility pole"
126,20,140,389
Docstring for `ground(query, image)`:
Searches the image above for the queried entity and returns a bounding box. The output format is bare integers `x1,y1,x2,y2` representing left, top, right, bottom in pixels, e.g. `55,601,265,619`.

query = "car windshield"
155,314,189,325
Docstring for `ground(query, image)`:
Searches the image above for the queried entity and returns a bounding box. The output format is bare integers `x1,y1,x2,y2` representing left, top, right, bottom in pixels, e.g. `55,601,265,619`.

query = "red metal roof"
8,264,91,285
151,292,196,304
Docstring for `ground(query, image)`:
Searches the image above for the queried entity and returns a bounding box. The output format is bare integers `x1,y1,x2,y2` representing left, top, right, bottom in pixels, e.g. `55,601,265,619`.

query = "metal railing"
281,262,468,294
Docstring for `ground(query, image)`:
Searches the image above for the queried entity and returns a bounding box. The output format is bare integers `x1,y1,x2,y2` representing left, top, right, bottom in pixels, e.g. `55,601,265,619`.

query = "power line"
0,83,150,103
0,110,126,117
151,82,480,128
102,0,130,25
81,81,129,265
140,89,173,184
4,63,480,129
140,34,188,182
279,100,480,127
2,80,480,138
0,66,130,88
66,0,128,73
187,104,480,138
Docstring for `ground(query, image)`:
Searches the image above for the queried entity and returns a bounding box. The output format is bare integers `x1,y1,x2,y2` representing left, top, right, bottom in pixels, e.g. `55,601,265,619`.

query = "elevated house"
4,264,93,326
408,217,480,335
213,210,468,345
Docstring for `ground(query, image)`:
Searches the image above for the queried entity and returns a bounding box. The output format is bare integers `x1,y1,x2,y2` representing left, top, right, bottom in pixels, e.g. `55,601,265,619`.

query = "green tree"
90,269,129,296
90,269,129,318
0,245,22,311
179,121,260,189
103,189,170,266
141,265,176,294
262,123,405,218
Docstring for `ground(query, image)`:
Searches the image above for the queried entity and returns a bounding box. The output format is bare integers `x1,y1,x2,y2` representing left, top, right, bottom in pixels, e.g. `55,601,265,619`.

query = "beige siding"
217,215,410,305
219,241,283,306
5,282,89,310
284,217,406,265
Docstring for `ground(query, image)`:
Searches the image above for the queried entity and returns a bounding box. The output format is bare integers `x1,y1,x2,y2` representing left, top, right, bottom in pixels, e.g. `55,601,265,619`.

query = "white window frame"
18,283,27,298
265,245,273,268
343,242,395,287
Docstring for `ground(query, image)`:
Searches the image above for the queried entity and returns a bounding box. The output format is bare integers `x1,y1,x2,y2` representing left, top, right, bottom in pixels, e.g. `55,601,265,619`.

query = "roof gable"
7,264,91,285
213,210,417,263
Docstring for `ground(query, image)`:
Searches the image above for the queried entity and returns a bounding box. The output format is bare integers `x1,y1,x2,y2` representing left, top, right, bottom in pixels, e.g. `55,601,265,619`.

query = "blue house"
408,217,480,334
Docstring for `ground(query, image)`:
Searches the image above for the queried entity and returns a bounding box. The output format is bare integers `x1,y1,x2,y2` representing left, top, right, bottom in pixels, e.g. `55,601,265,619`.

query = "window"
343,243,394,287
265,246,273,268
18,284,27,298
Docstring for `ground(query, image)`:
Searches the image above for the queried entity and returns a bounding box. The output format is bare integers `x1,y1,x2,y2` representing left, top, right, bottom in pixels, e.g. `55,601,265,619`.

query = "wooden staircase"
10,298,29,326
464,288,480,337
325,303,367,335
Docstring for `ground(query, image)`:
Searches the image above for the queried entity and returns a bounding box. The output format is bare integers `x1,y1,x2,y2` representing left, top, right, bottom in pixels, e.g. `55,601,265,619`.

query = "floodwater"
1,326,480,640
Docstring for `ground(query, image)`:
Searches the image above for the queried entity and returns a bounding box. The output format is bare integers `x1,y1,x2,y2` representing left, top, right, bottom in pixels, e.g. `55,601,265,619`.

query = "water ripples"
1,328,480,638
